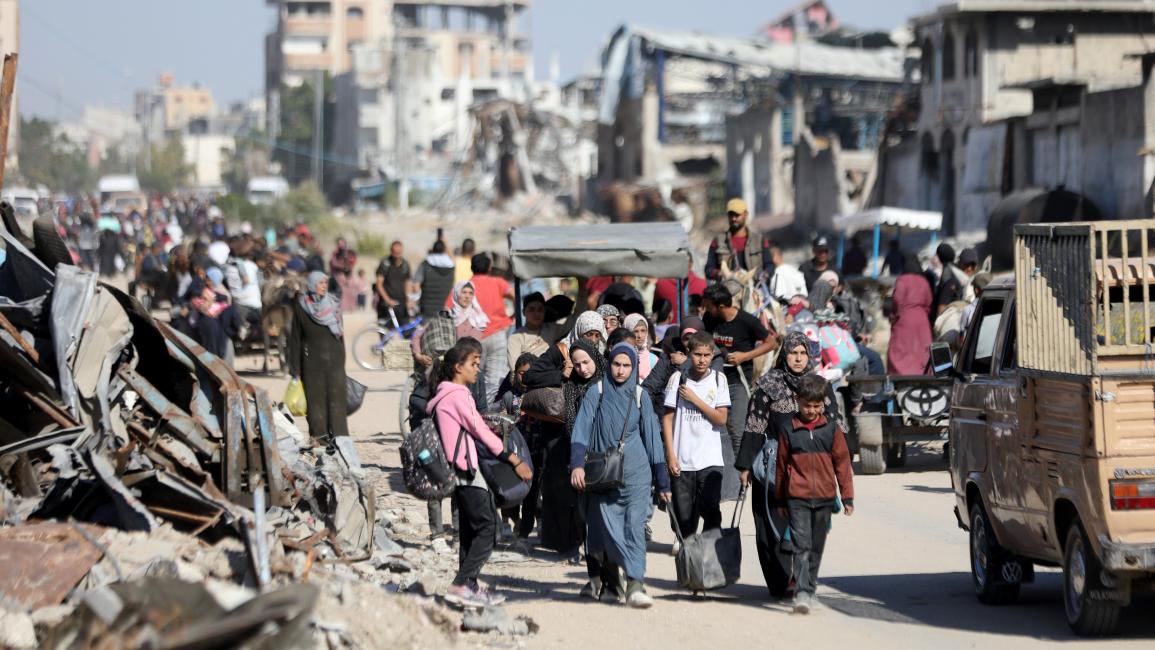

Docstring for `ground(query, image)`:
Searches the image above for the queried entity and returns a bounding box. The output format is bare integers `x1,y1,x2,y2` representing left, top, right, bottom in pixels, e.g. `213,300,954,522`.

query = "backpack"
421,311,458,360
476,415,535,508
399,407,460,500
817,324,861,371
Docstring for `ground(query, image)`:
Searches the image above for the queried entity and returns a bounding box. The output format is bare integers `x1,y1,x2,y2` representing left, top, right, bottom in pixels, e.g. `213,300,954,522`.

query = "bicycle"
350,306,424,371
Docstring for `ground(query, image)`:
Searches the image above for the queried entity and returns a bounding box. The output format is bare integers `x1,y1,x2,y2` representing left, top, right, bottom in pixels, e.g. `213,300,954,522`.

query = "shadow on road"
823,571,1155,639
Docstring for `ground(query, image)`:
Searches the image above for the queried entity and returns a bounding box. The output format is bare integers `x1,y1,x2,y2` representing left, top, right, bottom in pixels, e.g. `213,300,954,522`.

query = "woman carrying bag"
426,344,532,609
287,271,349,445
570,343,671,608
736,331,841,600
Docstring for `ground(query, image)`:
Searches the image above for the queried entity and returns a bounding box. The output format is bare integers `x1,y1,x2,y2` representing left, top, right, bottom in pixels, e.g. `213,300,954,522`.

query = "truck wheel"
969,501,1021,604
886,442,908,468
859,444,886,475
1063,523,1120,636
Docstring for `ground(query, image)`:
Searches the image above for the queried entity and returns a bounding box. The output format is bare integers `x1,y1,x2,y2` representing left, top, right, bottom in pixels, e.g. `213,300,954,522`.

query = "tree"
98,144,134,176
138,139,192,194
16,116,94,193
273,76,335,188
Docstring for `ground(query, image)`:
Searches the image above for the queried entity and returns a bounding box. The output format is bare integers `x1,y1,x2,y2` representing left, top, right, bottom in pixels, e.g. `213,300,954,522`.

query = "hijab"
587,343,641,446
807,272,838,311
450,281,489,331
622,313,653,378
596,304,621,323
754,330,818,416
564,339,606,434
299,270,343,337
567,310,608,354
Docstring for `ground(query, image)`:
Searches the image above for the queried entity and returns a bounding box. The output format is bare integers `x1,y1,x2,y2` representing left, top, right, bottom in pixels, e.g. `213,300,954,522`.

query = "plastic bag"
346,376,367,415
284,377,307,417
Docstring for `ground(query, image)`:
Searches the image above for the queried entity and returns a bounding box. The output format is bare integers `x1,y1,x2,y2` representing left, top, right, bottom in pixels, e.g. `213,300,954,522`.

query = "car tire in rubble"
1063,522,1120,636
969,501,1021,605
859,444,886,475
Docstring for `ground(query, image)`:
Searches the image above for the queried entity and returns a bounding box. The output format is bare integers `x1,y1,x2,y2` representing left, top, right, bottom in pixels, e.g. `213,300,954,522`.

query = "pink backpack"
818,324,861,371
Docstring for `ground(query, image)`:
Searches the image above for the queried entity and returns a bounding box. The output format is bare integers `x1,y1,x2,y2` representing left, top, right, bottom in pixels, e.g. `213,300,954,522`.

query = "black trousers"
751,478,792,598
453,484,497,587
669,467,723,537
787,500,833,596
504,443,545,538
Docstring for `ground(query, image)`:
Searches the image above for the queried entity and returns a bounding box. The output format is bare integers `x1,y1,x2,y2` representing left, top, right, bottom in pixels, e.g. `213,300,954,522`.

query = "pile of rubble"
0,216,531,647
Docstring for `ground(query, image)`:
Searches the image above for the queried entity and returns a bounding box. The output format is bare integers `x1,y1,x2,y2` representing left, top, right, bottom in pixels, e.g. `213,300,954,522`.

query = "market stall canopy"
833,207,943,234
509,223,691,279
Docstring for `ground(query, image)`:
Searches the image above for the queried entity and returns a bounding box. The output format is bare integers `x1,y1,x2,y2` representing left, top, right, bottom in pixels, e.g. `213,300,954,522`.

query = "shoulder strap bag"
582,386,635,493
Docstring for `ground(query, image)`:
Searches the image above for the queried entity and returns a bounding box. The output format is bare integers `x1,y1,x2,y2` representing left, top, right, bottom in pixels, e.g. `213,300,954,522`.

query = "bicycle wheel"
352,327,394,371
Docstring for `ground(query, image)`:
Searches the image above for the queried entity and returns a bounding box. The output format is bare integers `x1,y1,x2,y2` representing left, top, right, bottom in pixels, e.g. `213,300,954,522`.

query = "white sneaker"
793,592,812,614
627,588,653,609
669,539,682,556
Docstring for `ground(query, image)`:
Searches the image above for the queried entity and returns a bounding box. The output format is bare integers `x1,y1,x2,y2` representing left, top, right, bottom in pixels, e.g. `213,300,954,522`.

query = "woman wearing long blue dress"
570,343,671,608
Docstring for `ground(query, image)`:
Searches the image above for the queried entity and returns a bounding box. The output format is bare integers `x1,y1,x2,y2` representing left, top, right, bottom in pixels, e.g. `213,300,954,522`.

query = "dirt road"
242,311,1155,648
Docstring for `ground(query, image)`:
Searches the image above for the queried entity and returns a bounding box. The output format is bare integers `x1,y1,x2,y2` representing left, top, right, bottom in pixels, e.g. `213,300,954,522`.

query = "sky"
17,0,934,121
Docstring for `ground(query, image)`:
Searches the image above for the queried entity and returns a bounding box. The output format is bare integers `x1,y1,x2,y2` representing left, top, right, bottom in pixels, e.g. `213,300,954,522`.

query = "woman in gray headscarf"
288,271,349,443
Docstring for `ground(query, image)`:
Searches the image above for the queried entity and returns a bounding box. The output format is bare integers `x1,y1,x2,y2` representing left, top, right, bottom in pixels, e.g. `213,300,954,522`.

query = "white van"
246,176,289,205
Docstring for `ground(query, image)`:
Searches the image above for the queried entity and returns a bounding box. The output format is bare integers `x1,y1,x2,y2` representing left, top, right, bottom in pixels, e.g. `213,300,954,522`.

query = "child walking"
775,373,854,614
661,331,730,545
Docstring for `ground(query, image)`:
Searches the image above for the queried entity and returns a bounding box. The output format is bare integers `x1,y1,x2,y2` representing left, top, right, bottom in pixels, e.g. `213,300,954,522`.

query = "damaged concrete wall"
794,131,846,234
725,104,791,217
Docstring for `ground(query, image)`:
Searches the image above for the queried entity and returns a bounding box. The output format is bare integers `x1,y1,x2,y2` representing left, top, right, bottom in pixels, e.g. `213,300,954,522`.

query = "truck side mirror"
929,342,954,379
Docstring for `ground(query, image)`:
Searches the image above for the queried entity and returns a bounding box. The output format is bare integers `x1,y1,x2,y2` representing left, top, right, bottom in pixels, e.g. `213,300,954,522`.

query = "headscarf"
807,272,838,311
563,340,606,435
567,310,608,354
585,343,642,447
744,330,818,438
622,313,653,378
299,270,343,337
450,281,489,331
596,304,621,323
680,316,706,336
205,266,225,290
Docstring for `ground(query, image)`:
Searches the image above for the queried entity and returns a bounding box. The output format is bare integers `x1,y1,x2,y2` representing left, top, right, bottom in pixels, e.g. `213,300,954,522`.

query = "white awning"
833,207,943,234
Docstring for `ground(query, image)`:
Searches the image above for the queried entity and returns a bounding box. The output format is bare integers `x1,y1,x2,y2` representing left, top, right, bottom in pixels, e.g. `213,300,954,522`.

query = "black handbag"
583,390,634,493
346,376,368,415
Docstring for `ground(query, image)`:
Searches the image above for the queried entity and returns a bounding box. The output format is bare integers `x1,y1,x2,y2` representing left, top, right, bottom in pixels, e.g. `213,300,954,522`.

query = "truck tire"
969,501,1021,605
859,444,886,475
1063,523,1120,636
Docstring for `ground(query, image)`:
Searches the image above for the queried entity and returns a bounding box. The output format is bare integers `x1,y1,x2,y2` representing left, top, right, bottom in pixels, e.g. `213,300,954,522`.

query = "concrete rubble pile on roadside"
0,216,526,648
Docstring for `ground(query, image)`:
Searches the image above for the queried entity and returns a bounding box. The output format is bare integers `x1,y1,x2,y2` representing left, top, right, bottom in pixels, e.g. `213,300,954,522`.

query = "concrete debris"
462,605,539,636
0,609,37,649
0,214,540,645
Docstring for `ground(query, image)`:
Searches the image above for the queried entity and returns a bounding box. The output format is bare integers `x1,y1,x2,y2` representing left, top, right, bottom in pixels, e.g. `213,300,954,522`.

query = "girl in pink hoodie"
427,343,531,608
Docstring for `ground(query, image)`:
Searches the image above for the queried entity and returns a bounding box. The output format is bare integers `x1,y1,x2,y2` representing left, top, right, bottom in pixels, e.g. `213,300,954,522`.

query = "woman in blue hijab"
570,342,671,608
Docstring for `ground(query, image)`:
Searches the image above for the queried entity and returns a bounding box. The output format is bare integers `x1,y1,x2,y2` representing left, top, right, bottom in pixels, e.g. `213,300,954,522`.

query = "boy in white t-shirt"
661,331,731,541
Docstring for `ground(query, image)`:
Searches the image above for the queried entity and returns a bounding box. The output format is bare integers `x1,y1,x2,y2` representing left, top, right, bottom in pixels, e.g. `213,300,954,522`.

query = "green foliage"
273,77,335,187
355,232,387,259
213,183,332,232
138,139,192,194
98,145,134,176
16,116,94,192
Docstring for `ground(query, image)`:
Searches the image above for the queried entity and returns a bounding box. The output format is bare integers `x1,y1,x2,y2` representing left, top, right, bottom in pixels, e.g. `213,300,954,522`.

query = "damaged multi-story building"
874,0,1155,235
594,22,909,232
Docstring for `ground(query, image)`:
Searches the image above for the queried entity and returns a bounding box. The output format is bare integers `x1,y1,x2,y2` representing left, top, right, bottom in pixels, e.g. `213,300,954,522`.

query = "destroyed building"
594,24,908,232
875,0,1155,234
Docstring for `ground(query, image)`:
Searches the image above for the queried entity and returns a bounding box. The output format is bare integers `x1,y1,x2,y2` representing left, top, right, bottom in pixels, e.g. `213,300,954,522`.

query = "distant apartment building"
324,1,532,192
900,0,1155,233
0,0,18,169
135,74,218,147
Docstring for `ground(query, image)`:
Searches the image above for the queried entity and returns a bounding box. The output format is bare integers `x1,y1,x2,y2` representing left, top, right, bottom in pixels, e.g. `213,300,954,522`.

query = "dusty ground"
239,310,1155,648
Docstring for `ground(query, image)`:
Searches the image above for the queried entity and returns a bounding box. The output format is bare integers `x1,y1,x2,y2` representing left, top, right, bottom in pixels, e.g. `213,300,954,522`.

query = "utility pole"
312,68,324,189
394,37,409,209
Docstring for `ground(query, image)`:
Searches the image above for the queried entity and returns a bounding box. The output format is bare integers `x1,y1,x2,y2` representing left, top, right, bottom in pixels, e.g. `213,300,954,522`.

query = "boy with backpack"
775,373,854,614
661,331,731,546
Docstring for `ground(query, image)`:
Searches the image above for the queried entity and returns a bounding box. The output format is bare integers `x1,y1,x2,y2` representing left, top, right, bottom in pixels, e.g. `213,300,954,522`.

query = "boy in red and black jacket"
775,373,854,614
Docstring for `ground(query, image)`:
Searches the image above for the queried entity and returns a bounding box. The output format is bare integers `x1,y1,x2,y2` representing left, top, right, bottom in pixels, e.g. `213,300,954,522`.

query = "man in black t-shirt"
702,285,779,457
376,241,411,328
